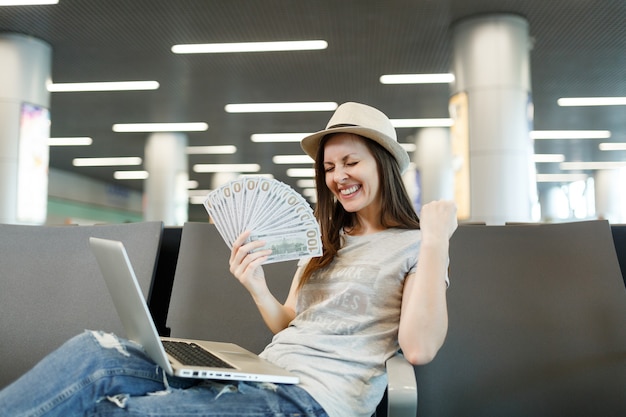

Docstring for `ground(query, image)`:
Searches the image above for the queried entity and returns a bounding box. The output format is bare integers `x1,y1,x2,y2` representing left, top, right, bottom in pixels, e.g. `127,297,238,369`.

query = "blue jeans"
0,331,328,417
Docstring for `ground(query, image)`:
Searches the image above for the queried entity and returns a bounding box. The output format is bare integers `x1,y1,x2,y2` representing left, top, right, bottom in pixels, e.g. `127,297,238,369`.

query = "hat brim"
301,126,410,173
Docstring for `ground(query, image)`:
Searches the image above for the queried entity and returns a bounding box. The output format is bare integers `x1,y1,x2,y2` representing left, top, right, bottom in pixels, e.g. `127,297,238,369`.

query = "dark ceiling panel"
1,0,624,221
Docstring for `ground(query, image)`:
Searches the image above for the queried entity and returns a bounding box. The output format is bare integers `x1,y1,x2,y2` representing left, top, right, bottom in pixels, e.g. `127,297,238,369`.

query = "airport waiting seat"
165,222,417,417
611,224,626,287
149,226,184,336
414,220,626,417
0,221,163,389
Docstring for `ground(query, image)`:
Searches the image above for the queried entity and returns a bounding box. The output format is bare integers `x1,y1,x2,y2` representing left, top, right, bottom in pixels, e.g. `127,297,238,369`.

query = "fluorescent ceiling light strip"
301,188,317,198
225,102,337,113
272,155,314,164
188,189,211,197
286,168,315,178
242,173,274,179
536,174,588,183
0,1,58,5
530,130,611,139
113,122,208,132
560,161,626,170
48,81,159,92
193,163,261,173
114,171,149,180
251,133,311,142
391,118,453,128
297,179,316,188
557,97,626,106
73,157,142,167
49,137,93,146
186,145,237,154
172,40,327,54
189,195,208,205
599,143,626,151
380,73,455,84
533,154,565,163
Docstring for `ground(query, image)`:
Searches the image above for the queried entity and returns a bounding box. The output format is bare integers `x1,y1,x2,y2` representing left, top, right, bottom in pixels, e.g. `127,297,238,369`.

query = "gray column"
144,132,189,225
0,34,52,224
414,127,454,206
450,14,537,225
595,168,626,223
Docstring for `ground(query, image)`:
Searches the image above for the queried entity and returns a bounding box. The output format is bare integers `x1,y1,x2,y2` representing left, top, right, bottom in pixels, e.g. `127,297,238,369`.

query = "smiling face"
323,133,382,223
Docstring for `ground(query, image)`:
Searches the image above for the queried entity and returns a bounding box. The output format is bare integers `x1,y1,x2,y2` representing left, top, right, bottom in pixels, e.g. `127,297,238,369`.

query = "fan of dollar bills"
203,177,322,264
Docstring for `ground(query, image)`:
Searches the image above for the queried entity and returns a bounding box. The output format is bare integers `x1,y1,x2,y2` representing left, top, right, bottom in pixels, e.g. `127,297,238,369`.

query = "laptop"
89,236,299,384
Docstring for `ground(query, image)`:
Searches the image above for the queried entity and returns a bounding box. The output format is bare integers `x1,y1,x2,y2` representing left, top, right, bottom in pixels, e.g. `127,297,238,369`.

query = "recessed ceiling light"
48,81,159,92
391,118,453,128
286,168,315,178
560,161,626,170
272,155,314,164
379,73,455,84
242,173,274,179
192,164,261,173
251,133,311,142
172,40,327,54
48,137,93,146
187,189,211,197
536,173,588,182
297,179,316,188
533,154,565,163
301,188,317,198
0,1,58,5
225,102,337,113
530,130,611,139
113,171,149,180
73,157,142,167
112,122,208,132
186,145,237,154
599,143,626,151
189,195,208,205
557,97,626,106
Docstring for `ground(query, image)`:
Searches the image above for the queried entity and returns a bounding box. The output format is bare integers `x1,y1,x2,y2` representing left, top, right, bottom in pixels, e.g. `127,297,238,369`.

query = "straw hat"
300,102,409,173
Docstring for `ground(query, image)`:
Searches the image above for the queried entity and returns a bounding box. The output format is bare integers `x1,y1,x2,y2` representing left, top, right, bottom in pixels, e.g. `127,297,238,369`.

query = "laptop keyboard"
162,340,235,368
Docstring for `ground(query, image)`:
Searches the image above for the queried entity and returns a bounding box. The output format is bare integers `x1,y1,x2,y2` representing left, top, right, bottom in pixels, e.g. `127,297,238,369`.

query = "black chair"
611,224,626,288
149,226,184,336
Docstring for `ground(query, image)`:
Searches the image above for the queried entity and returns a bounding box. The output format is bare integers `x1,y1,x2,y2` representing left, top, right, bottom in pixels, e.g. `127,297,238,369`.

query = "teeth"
341,185,360,195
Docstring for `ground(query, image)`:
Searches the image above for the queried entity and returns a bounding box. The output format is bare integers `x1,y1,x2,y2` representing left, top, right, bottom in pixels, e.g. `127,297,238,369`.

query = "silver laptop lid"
89,237,175,375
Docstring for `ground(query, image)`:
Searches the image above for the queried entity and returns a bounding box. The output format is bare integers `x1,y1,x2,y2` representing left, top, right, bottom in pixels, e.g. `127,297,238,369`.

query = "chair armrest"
385,353,418,417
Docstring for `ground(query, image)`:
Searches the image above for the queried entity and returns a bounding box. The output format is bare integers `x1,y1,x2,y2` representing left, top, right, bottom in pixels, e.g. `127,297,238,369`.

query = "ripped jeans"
0,331,328,417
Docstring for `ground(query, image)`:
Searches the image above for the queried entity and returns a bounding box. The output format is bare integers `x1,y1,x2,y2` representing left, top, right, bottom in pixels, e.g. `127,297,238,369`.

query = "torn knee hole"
106,394,129,408
91,331,130,357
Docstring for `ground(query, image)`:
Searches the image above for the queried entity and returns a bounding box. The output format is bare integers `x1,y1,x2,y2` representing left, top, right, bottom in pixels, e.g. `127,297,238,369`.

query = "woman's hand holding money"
229,230,272,295
229,230,296,333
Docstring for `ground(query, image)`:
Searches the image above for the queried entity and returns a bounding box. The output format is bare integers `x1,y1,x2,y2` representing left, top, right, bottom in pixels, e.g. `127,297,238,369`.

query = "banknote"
249,228,322,264
203,177,322,263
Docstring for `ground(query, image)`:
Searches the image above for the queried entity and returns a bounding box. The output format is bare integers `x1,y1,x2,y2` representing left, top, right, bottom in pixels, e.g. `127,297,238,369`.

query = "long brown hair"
298,134,420,289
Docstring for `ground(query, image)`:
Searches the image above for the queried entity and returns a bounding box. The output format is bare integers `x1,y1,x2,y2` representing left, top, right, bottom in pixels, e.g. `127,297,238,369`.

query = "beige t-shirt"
260,228,422,417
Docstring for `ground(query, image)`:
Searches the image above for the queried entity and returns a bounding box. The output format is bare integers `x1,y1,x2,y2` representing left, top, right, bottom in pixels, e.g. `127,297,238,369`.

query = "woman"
0,102,457,417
